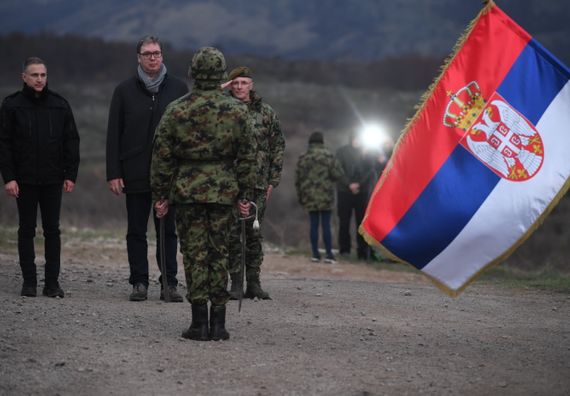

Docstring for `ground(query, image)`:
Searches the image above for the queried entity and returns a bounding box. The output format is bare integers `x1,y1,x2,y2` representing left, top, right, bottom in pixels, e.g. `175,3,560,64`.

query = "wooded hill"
0,32,442,91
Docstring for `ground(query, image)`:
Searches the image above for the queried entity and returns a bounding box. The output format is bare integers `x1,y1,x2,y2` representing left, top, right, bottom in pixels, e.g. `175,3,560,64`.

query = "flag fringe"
360,227,461,297
360,176,570,298
452,175,570,295
400,1,494,145
362,1,495,222
359,0,499,297
359,0,570,298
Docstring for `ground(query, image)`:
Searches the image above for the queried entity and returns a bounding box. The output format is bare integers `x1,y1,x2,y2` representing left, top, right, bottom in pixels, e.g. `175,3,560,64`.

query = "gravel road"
0,237,569,395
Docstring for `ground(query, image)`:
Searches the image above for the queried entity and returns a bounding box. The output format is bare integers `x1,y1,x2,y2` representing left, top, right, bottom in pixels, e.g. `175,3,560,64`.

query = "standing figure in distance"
106,35,188,302
0,57,80,297
224,66,285,300
335,131,376,261
151,47,258,341
295,131,345,263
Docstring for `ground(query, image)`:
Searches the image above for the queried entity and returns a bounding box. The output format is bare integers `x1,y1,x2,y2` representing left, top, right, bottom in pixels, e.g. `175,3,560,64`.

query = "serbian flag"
360,1,570,296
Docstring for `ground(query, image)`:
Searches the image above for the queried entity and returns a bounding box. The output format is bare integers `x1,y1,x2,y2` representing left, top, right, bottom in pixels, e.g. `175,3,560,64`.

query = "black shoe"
21,285,37,297
129,283,147,301
160,286,183,302
42,283,64,298
209,305,230,341
182,304,209,341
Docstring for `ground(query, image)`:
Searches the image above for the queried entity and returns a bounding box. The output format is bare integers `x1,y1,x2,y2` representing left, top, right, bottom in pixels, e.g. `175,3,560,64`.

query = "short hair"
309,131,324,144
22,57,46,73
136,35,161,54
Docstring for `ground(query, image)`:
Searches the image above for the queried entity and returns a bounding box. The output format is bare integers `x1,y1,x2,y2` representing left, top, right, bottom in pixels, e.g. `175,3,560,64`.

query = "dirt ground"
0,236,569,396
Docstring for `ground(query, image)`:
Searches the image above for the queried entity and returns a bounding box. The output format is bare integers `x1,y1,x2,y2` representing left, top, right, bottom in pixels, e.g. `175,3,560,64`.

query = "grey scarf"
137,64,167,93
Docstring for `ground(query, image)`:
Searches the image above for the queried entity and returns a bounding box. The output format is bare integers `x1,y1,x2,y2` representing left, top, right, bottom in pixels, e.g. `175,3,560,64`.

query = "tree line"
1,32,442,91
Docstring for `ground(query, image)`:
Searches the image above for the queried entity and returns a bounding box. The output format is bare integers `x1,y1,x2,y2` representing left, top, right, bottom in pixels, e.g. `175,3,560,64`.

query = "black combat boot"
209,304,230,341
182,304,209,341
244,272,271,300
228,273,243,300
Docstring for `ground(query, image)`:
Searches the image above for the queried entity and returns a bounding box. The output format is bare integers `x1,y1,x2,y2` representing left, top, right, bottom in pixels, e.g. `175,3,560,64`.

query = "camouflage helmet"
190,46,227,81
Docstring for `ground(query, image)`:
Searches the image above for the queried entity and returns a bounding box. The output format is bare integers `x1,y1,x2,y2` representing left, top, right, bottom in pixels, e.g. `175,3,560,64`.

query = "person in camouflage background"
150,47,257,341
295,132,346,263
223,66,285,300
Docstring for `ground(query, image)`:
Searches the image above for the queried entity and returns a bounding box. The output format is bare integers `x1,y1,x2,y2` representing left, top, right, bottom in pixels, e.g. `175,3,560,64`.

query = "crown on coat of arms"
443,81,486,131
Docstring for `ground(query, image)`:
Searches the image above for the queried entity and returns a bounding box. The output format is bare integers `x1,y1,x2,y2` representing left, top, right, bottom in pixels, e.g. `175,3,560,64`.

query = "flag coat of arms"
360,2,570,296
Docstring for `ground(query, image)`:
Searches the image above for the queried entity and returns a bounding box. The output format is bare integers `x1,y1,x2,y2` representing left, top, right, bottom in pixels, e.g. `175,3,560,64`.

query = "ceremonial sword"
159,217,171,302
238,201,259,312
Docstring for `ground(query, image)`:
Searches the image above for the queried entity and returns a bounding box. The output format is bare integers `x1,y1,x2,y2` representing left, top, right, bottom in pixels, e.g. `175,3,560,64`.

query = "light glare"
360,123,389,150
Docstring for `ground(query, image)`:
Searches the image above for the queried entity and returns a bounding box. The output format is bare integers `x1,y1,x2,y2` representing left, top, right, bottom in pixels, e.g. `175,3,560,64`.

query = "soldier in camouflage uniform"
295,132,346,263
150,47,257,341
224,66,285,300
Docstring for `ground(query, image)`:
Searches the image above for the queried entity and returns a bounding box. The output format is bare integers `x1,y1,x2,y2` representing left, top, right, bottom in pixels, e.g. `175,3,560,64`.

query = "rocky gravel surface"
0,239,569,395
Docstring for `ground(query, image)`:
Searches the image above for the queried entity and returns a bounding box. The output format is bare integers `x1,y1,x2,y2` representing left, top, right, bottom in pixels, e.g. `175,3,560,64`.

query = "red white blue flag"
360,2,570,296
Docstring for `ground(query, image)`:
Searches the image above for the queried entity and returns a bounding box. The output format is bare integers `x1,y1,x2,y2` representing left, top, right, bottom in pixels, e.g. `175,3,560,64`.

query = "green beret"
228,66,252,81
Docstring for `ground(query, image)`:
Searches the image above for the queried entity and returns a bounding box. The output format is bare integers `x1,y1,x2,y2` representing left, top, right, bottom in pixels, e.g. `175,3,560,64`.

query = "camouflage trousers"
228,189,267,278
175,204,232,305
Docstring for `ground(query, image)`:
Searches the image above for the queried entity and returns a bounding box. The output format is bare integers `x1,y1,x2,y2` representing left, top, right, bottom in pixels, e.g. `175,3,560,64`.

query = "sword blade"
159,216,170,302
238,218,246,312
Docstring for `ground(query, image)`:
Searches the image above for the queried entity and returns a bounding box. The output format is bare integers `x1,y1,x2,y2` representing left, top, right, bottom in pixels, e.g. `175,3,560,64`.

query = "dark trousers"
126,192,178,287
16,183,63,286
309,210,333,259
337,191,369,259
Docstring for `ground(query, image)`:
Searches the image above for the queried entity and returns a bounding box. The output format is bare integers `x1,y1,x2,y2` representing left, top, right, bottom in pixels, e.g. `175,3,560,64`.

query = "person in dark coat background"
106,35,188,302
0,57,80,298
335,131,376,261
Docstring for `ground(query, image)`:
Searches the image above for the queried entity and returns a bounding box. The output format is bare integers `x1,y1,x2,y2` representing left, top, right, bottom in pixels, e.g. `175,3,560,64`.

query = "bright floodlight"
360,123,389,150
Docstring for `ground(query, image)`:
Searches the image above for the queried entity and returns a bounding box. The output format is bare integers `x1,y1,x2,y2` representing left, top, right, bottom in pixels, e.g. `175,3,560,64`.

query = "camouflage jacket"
247,91,285,191
295,142,346,211
150,84,257,205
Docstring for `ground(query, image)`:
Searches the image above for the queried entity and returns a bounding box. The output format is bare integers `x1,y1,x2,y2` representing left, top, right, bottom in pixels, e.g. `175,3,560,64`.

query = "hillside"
0,33,442,91
0,0,569,64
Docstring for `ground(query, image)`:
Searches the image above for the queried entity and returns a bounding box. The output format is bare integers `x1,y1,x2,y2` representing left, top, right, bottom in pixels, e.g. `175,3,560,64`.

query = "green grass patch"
342,252,570,294
63,226,125,241
367,259,417,273
0,226,18,253
479,265,570,294
0,226,126,254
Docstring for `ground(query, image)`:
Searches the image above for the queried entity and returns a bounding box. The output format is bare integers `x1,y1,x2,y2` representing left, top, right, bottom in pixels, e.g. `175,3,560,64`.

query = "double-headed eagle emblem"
444,81,544,181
